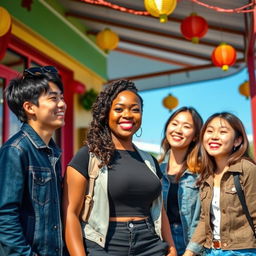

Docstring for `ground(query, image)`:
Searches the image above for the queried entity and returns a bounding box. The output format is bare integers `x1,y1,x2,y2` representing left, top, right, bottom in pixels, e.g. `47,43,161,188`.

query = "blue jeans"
85,218,168,256
171,223,186,256
204,248,256,256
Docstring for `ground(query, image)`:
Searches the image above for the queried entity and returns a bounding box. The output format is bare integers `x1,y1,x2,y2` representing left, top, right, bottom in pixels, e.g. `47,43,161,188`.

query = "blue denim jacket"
160,162,201,251
0,123,65,256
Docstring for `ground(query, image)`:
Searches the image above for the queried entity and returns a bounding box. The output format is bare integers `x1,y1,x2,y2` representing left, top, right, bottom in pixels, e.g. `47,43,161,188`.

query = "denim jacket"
0,123,65,256
83,146,163,247
160,161,200,251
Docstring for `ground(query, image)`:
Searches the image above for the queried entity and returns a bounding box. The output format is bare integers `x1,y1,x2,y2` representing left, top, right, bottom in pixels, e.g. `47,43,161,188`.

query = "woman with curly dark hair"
62,80,177,256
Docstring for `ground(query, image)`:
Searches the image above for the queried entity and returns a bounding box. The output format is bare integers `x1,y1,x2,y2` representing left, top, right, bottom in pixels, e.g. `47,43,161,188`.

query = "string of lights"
79,0,256,15
80,0,150,16
190,0,255,13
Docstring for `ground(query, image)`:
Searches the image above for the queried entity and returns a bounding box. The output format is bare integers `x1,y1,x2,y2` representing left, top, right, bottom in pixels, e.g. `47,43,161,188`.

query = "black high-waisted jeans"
85,218,168,256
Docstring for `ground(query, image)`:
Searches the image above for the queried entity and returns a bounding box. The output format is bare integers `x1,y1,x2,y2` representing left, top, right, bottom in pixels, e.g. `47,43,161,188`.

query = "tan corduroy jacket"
187,159,256,254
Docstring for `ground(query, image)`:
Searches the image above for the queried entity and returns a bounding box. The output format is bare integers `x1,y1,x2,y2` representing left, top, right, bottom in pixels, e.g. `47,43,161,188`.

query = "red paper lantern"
72,80,86,94
211,43,237,71
180,13,208,43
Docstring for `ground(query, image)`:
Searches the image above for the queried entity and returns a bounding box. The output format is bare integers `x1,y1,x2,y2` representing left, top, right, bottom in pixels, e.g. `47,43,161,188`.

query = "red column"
247,3,256,157
59,72,74,172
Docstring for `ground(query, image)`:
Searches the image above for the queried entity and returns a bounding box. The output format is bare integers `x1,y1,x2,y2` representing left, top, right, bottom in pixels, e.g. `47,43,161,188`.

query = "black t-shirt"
68,145,162,217
167,174,181,224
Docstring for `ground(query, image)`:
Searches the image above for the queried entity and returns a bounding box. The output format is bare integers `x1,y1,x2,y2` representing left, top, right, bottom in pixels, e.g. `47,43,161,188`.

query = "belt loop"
145,218,153,231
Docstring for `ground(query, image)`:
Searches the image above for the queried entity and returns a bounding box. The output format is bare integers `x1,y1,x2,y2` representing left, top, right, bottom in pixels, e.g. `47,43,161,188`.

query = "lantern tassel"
222,65,229,71
159,14,168,23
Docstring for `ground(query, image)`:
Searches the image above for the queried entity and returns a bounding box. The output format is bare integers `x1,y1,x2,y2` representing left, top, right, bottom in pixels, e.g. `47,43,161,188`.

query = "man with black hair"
0,66,67,256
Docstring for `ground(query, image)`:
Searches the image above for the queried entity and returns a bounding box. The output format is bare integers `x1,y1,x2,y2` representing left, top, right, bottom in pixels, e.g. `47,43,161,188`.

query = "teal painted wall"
1,0,107,79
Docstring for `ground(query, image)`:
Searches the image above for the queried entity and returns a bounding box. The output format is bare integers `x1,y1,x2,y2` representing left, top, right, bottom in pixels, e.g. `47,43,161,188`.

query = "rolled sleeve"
186,241,203,254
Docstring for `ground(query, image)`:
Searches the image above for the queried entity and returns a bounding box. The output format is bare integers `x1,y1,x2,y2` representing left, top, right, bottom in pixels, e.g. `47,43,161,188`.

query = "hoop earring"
135,127,142,137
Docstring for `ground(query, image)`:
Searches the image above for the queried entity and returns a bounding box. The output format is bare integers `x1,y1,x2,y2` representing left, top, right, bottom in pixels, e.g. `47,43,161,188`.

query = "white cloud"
247,134,253,142
133,140,161,154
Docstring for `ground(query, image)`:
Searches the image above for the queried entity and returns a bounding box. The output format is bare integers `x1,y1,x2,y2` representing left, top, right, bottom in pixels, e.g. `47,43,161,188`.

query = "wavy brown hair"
158,107,203,180
86,79,143,168
196,112,255,185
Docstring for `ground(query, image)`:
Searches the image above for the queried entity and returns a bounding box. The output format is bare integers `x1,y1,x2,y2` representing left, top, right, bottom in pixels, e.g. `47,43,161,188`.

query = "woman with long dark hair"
184,112,256,256
63,80,177,256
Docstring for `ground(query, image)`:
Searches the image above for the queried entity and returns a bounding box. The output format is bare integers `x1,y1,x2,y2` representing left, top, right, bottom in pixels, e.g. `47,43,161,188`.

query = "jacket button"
222,209,226,214
129,223,134,228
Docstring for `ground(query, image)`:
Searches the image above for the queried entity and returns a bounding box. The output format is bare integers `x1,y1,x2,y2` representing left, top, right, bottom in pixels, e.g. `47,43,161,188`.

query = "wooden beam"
115,47,191,67
87,30,209,63
66,12,244,53
68,2,244,36
119,37,210,61
108,58,245,82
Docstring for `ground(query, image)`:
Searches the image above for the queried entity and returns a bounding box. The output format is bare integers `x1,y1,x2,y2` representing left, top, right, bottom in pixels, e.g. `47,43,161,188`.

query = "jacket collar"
203,161,243,187
21,123,61,156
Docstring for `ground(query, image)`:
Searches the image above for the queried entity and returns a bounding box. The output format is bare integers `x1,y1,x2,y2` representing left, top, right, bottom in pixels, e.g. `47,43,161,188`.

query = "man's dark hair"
5,72,63,123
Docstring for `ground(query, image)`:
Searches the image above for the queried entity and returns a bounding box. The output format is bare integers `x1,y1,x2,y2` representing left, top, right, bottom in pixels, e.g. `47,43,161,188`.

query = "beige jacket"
187,159,256,254
82,146,163,248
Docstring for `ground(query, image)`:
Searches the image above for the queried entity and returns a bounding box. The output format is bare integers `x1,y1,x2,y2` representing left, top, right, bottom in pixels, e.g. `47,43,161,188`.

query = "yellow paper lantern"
96,28,119,53
144,0,177,23
162,94,179,111
239,81,250,99
0,7,11,37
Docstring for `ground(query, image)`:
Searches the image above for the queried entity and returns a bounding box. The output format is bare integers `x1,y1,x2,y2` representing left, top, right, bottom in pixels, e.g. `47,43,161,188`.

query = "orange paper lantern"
239,81,250,99
0,7,12,37
211,43,237,71
180,13,208,43
162,94,179,111
96,28,119,53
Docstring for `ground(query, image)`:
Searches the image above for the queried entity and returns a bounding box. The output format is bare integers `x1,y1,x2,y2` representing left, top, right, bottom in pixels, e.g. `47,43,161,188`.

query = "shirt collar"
21,123,61,156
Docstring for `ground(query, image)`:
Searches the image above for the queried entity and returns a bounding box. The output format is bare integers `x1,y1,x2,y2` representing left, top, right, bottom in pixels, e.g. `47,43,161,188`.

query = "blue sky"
134,68,252,150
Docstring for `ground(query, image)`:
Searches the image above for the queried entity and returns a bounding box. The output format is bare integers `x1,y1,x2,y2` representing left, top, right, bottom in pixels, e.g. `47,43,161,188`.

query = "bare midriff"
109,216,148,222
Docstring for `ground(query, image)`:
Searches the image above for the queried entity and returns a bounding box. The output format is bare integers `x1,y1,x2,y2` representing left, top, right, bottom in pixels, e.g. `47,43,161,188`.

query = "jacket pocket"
224,185,238,195
32,167,52,206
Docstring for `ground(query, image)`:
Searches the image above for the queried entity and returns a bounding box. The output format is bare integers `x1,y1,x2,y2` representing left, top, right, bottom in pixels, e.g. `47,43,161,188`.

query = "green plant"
80,88,98,111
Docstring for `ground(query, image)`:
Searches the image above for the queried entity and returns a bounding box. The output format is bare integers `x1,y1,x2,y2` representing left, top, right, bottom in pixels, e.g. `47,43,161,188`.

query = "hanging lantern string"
189,0,255,13
80,0,255,15
79,0,150,16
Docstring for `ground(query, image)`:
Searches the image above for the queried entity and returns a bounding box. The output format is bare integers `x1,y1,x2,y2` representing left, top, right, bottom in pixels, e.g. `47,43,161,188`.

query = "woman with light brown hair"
159,107,203,255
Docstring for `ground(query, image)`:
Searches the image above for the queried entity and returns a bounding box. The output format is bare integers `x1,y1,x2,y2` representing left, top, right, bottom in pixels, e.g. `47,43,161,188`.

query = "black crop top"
68,145,162,217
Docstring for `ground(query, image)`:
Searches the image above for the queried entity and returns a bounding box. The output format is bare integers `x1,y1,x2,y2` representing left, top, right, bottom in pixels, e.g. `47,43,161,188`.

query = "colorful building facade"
0,1,107,167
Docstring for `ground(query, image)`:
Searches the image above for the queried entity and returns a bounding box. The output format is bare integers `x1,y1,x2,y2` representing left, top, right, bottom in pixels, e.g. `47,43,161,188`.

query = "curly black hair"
86,79,143,168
